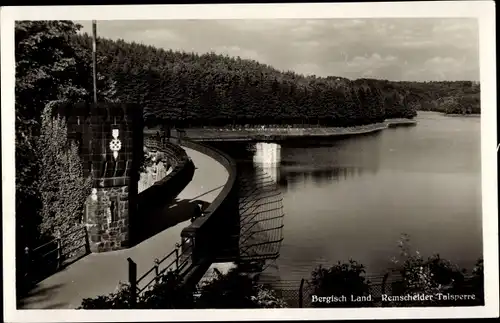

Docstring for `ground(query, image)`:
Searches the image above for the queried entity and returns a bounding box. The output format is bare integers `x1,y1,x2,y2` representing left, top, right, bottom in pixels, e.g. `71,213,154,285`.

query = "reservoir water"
212,111,482,281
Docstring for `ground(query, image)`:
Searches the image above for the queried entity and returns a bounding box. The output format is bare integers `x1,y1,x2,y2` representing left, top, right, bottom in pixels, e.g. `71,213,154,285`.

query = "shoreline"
180,119,417,141
441,113,480,118
416,110,480,118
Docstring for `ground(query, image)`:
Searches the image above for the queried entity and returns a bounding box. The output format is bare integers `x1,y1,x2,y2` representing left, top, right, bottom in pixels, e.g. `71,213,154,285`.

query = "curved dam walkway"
18,146,229,310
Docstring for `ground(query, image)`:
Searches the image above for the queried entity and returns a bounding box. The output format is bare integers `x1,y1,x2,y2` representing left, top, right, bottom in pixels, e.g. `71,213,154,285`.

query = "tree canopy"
71,33,422,128
69,32,479,129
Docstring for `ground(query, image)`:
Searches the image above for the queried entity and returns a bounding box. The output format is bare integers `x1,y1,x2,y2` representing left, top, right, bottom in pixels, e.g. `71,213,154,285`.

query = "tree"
15,21,93,287
70,32,424,126
36,104,92,238
15,21,89,127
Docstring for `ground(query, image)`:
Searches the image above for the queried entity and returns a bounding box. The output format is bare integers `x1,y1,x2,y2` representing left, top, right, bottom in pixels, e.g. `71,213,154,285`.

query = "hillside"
70,32,480,128
396,80,480,114
72,33,421,128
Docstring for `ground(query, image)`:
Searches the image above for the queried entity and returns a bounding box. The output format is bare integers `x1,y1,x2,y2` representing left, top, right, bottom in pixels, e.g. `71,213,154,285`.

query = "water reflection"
248,133,383,191
237,167,285,264
206,113,482,281
253,142,281,183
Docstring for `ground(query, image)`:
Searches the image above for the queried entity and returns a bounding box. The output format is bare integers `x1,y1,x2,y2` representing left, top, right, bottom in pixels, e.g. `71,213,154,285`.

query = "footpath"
19,146,229,310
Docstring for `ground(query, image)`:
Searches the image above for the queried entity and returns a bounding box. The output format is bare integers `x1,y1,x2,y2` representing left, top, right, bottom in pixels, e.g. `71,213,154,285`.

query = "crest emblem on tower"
109,128,122,160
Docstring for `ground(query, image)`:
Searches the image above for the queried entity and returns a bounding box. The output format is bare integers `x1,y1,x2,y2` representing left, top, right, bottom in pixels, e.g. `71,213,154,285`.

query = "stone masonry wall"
53,102,143,253
85,185,130,252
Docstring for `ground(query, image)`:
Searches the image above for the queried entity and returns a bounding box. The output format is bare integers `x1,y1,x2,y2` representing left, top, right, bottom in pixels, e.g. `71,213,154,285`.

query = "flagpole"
92,20,98,105
92,20,106,162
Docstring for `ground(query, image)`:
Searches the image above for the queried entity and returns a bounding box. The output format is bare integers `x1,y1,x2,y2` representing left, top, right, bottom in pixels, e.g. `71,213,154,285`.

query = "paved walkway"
19,146,229,309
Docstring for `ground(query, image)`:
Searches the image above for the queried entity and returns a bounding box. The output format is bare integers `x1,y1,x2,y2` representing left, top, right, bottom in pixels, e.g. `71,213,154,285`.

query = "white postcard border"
1,2,498,321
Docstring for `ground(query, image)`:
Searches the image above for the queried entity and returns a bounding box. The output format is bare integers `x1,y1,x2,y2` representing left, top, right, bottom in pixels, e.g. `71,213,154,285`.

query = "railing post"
299,278,305,308
24,246,30,279
175,245,179,271
127,257,137,308
154,258,160,284
84,226,91,255
381,272,389,295
56,232,62,270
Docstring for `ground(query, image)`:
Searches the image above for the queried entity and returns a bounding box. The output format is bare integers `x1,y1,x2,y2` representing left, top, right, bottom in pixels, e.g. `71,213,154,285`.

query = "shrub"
78,266,288,309
138,270,194,309
251,285,288,308
36,104,92,239
195,269,258,308
389,233,483,306
310,260,371,307
79,282,134,309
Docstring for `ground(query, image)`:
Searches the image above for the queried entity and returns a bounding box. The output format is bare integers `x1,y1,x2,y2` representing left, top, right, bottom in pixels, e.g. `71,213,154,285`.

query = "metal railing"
22,225,90,283
127,241,193,306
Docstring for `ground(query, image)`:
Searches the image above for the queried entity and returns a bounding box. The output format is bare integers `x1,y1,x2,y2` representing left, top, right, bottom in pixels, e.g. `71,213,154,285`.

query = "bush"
310,260,371,307
138,271,194,309
389,233,484,306
307,234,484,308
36,104,92,238
195,267,288,308
195,269,259,308
79,282,134,309
78,266,288,309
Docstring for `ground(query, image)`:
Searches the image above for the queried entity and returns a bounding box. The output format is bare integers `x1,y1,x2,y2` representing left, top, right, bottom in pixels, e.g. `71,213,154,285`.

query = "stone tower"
53,102,143,252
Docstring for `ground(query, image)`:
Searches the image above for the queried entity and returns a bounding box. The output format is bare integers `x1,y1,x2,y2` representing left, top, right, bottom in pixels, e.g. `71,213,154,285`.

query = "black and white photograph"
2,2,498,321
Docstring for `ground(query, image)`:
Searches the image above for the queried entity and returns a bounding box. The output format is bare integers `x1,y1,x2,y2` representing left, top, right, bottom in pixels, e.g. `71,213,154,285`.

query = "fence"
262,271,482,308
127,137,200,306
22,225,90,286
124,137,240,306
258,273,394,308
126,239,193,306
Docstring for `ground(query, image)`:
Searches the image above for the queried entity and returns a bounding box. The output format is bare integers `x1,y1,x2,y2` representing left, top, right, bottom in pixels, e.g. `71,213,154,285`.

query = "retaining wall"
131,138,195,245
177,138,240,266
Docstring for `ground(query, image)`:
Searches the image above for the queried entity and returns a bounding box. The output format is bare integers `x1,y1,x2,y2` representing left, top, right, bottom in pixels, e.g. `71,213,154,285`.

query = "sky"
77,18,479,82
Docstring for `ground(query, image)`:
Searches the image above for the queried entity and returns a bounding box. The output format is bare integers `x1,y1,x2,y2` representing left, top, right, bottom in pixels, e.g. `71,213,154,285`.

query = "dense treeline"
395,80,480,114
15,21,104,294
72,33,419,128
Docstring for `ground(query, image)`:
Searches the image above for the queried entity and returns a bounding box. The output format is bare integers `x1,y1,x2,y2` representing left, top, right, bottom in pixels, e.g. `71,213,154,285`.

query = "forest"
72,33,423,128
392,80,480,115
69,33,479,129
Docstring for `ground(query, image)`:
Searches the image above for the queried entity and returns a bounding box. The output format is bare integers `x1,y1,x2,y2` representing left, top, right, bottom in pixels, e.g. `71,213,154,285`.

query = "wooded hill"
72,33,422,128
71,32,480,127
396,80,480,115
